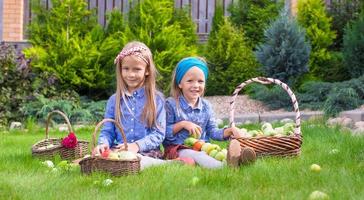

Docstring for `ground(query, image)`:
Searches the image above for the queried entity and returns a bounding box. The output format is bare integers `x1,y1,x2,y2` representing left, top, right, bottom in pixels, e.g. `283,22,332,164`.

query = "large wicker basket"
31,110,89,160
230,77,303,157
79,118,141,176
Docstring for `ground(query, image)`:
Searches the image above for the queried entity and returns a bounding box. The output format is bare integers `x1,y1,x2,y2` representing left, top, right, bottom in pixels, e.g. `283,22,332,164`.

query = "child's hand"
93,143,109,156
114,143,139,154
182,121,202,139
224,127,243,139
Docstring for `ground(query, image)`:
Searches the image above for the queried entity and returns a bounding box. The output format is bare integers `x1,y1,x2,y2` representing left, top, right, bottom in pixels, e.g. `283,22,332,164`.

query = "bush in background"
25,0,110,98
0,43,79,127
343,14,364,79
0,44,31,125
21,95,106,124
297,0,336,80
204,15,259,95
126,0,198,93
255,11,310,88
327,0,363,50
323,87,360,117
228,0,283,47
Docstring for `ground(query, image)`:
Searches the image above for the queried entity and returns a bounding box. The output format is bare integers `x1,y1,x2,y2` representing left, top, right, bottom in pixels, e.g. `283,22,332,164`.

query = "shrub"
0,44,31,126
24,0,110,98
21,95,105,124
343,15,364,79
228,0,283,47
204,17,259,95
297,0,336,80
327,0,363,50
323,87,360,117
255,11,310,88
105,0,198,93
248,84,292,110
298,81,334,110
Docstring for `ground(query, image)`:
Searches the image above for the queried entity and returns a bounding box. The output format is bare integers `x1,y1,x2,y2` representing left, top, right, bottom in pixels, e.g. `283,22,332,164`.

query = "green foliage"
255,11,310,87
343,15,364,79
210,0,225,34
249,76,364,115
126,0,198,92
0,43,80,126
317,51,349,82
298,81,334,110
0,44,31,125
323,87,360,117
248,85,292,110
327,0,363,50
25,0,110,97
20,95,106,124
297,0,336,80
204,18,259,95
228,0,283,47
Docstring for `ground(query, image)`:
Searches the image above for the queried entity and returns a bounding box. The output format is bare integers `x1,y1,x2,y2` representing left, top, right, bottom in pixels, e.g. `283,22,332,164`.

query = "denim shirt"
163,95,225,146
98,87,166,152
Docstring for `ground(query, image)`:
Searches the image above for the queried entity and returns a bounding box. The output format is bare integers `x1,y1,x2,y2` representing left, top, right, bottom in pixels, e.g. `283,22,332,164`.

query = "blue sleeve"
164,99,177,141
135,95,166,152
98,95,117,146
205,101,225,141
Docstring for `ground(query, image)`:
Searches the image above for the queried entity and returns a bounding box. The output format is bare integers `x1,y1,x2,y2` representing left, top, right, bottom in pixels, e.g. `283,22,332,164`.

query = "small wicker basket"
79,118,141,176
31,110,89,160
230,77,303,157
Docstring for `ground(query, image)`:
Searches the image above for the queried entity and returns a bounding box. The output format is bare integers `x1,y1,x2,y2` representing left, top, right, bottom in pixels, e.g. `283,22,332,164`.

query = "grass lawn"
0,121,363,200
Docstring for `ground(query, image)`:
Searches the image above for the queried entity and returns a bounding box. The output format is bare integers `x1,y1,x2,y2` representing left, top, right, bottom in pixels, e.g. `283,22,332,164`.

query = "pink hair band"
114,46,149,64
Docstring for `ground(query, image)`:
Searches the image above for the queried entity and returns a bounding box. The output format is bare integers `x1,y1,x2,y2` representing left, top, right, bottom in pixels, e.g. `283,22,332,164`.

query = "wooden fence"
23,0,235,37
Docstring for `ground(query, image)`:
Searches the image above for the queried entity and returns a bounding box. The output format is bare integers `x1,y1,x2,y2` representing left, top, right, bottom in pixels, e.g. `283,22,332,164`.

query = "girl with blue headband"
163,57,256,168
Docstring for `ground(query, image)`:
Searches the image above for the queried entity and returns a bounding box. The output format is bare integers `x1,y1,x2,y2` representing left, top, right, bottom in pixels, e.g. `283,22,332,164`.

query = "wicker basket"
79,118,141,176
31,110,89,160
230,77,303,157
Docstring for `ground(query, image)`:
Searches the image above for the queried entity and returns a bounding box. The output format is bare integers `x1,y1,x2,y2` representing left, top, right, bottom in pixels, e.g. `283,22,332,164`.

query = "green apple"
261,122,273,131
117,151,137,160
206,144,216,154
201,143,211,152
308,190,329,200
310,164,321,172
42,160,54,168
248,130,259,137
263,128,277,136
283,123,295,135
108,152,119,160
184,137,197,147
221,148,227,154
214,151,226,161
211,144,221,151
209,149,218,158
274,127,284,135
191,176,200,186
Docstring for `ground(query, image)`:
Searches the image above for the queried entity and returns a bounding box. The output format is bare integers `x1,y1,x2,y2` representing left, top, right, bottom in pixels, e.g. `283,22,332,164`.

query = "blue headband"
175,57,209,84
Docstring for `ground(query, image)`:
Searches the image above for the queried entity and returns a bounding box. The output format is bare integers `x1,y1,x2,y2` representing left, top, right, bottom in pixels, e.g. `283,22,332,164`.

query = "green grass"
0,122,363,200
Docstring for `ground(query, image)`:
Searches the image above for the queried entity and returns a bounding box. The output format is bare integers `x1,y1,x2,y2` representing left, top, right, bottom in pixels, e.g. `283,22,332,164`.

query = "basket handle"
45,110,73,139
229,77,301,137
91,118,128,151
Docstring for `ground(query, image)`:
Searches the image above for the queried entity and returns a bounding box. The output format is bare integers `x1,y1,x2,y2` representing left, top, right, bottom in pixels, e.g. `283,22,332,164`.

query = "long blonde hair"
114,41,158,128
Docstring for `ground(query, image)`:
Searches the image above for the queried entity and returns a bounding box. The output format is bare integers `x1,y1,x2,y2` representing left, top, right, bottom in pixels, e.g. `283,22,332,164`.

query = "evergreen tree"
126,0,198,92
297,0,336,80
228,0,283,47
25,0,108,98
255,11,311,87
205,18,259,95
343,14,364,78
327,0,363,50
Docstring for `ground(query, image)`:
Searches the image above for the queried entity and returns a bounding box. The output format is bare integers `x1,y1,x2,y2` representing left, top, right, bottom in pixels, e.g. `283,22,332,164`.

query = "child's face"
178,67,205,105
121,55,149,93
